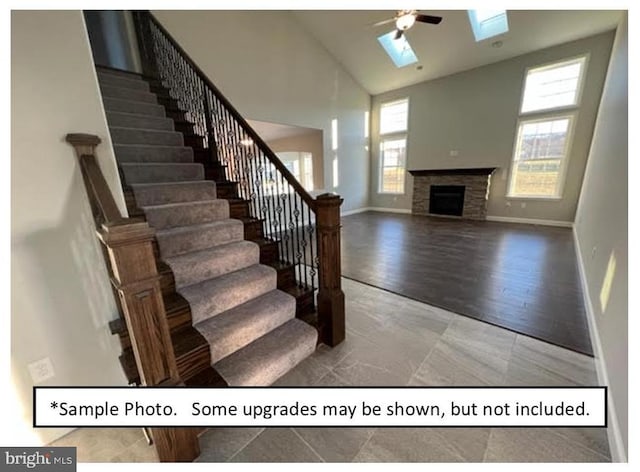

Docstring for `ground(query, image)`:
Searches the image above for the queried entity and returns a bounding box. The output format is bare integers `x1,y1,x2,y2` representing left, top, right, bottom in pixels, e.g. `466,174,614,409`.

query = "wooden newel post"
67,134,199,462
98,222,199,462
315,193,345,347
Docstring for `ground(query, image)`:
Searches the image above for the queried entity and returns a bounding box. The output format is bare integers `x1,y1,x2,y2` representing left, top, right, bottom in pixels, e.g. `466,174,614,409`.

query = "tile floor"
50,278,610,462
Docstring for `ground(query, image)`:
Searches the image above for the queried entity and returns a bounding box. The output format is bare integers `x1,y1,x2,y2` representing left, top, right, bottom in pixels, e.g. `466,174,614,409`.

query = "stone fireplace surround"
408,168,497,220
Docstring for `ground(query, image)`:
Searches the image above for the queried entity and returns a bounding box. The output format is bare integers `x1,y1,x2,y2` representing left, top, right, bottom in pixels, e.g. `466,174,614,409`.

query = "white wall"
370,32,615,223
574,14,627,461
152,10,371,212
11,10,127,444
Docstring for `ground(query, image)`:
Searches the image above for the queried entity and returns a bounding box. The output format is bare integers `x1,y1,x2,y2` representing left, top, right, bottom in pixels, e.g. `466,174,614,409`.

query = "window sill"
378,192,406,196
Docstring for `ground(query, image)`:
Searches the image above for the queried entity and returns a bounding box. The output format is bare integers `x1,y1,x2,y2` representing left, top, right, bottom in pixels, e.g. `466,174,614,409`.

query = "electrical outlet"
28,357,55,384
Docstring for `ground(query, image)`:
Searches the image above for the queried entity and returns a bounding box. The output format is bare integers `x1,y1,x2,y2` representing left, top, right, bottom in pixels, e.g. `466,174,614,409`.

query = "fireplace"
429,185,465,216
408,167,497,220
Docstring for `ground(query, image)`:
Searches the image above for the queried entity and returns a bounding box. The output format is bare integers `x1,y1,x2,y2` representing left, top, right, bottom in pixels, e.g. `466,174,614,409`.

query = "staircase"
97,66,319,387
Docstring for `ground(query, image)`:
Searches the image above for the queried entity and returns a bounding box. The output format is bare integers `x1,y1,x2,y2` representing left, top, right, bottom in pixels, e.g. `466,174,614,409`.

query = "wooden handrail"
66,134,123,224
141,12,317,210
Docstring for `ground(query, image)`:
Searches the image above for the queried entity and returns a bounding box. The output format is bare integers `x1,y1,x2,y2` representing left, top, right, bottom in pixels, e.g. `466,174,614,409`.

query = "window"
521,56,587,113
379,98,409,194
508,116,574,198
276,152,314,191
379,139,407,194
377,31,418,68
508,56,587,199
468,10,509,42
380,99,409,134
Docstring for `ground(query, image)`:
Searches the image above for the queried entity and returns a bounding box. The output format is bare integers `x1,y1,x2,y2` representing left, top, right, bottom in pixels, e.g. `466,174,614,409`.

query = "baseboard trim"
573,228,626,462
486,215,573,228
341,207,370,217
368,207,412,214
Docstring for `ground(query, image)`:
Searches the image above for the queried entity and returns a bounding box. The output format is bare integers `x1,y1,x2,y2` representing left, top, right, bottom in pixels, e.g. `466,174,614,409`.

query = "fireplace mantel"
409,167,498,177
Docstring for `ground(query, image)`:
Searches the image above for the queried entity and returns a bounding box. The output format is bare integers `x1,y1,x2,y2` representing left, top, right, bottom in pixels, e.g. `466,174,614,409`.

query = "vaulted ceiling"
292,10,623,95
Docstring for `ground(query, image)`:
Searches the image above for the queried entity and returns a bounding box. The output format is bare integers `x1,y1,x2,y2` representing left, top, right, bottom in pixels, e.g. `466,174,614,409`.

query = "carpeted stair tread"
196,289,296,365
214,318,318,386
120,162,204,184
142,199,230,230
103,97,166,117
155,219,244,258
179,264,277,324
131,181,216,206
115,144,194,163
107,111,174,131
165,240,259,288
110,127,184,146
97,72,149,91
100,84,158,103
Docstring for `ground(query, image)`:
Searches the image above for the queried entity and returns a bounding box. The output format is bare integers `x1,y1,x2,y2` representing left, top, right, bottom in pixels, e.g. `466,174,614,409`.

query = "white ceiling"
292,10,623,95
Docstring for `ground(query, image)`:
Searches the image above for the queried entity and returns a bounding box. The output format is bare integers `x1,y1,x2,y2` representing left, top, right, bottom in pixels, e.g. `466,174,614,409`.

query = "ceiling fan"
373,10,443,39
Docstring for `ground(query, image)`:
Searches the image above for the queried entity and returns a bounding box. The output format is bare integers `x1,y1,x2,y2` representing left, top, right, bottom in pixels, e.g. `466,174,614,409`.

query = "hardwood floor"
340,212,592,356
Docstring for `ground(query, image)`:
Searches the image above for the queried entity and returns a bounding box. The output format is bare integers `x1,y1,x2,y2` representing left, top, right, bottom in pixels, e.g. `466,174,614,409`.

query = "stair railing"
66,134,200,462
132,11,345,346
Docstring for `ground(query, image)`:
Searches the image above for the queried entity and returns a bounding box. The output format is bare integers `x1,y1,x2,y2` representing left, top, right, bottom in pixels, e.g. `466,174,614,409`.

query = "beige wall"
153,10,371,212
267,132,325,190
370,32,615,222
11,10,127,444
574,15,627,460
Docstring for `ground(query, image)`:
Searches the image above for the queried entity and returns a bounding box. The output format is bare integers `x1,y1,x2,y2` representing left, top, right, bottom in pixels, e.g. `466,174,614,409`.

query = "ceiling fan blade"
394,29,403,40
415,14,443,25
372,17,396,27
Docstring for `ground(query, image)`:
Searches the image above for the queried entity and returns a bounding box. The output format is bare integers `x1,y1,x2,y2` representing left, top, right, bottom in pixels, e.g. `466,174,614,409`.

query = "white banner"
34,387,606,428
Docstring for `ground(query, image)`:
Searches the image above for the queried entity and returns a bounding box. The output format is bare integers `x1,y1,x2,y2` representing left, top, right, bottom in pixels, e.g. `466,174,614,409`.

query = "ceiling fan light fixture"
395,13,416,31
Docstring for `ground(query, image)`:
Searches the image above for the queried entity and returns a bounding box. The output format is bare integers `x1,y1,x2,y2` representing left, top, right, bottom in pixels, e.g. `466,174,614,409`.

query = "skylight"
468,10,509,42
377,31,418,68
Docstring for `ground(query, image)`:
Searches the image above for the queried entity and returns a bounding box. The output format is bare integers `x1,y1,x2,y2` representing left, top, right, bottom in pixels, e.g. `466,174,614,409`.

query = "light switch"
28,357,55,384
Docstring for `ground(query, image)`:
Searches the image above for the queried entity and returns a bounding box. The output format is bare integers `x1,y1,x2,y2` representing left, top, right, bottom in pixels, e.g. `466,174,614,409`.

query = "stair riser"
97,73,150,91
243,220,264,240
111,128,184,146
156,222,244,258
115,145,194,164
205,166,228,181
216,183,238,199
184,135,204,148
131,182,217,206
176,345,210,381
120,164,205,184
259,241,280,264
101,85,158,103
144,201,230,231
107,112,174,131
229,200,250,218
97,68,145,80
103,97,166,117
295,290,316,318
276,265,296,290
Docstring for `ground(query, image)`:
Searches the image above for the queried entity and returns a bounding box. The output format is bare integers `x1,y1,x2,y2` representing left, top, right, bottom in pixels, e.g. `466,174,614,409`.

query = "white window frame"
519,54,589,116
508,55,588,199
378,97,409,195
507,113,578,199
